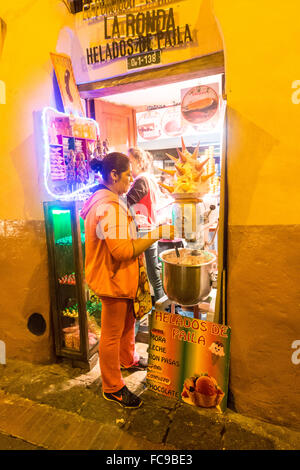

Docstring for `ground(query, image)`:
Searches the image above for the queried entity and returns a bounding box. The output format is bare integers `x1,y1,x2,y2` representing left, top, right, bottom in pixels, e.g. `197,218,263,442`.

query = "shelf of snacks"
62,301,100,351
44,201,99,368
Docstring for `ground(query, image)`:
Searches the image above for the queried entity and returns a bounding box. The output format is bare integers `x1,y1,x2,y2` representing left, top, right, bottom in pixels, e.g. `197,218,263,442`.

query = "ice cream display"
161,248,215,266
158,138,216,196
181,373,225,408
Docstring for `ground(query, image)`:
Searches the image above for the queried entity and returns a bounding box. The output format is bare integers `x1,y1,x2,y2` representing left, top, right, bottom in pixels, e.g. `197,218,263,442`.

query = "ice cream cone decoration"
208,341,225,365
158,182,174,193
181,373,225,408
159,138,216,195
157,167,176,176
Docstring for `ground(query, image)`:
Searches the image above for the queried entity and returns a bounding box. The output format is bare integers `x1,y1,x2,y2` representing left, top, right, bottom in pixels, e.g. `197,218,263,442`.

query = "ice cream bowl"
159,248,216,306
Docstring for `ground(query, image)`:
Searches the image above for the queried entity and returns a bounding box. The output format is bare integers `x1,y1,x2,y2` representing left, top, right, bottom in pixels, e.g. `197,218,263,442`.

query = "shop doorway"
83,57,227,326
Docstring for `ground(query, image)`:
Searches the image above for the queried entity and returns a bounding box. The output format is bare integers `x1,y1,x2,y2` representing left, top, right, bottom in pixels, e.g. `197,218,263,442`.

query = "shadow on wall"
226,107,278,232
193,0,224,53
56,26,88,84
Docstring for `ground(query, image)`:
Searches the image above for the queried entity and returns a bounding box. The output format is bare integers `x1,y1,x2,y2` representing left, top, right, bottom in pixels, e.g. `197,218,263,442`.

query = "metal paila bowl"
159,248,216,306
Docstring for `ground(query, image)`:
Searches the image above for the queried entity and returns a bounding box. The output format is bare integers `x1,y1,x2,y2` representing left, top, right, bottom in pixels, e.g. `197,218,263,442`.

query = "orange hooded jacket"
80,187,139,299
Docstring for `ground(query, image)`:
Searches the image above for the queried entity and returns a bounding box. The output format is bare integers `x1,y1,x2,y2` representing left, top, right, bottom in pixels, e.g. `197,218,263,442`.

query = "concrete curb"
0,390,176,450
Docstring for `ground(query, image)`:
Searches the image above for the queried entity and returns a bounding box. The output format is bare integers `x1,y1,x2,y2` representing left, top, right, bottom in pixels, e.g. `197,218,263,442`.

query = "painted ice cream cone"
208,341,225,365
211,353,219,365
181,374,225,408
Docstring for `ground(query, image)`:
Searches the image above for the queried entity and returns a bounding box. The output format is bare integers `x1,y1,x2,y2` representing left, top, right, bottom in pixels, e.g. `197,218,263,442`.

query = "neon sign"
42,107,100,201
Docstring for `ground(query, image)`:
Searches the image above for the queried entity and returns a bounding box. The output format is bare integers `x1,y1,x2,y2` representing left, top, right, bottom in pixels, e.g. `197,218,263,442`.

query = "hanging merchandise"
42,107,100,201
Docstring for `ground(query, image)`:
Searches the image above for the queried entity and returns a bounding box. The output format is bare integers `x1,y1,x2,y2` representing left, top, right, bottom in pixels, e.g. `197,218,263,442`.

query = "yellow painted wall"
213,0,300,226
212,0,300,429
0,0,75,361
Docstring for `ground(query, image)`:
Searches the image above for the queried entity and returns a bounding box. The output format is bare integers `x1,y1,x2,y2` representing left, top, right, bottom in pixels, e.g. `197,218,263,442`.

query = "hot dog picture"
181,85,219,124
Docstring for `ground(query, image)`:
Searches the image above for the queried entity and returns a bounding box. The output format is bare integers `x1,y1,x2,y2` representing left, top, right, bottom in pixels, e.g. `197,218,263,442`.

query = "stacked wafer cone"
158,138,216,195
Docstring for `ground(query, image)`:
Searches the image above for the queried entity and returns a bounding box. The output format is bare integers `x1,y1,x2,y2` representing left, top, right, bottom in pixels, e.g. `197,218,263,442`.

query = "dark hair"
128,147,151,172
90,153,129,183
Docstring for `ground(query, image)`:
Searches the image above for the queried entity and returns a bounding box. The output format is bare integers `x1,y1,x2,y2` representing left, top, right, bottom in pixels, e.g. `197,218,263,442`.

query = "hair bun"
90,158,103,173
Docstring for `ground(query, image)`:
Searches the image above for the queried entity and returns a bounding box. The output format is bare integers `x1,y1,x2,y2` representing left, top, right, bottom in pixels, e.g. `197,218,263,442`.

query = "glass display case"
44,201,101,368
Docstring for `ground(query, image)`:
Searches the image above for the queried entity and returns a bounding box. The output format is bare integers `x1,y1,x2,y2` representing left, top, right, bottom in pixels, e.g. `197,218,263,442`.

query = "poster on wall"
0,18,6,59
136,106,187,143
147,310,231,412
50,53,85,117
181,83,221,132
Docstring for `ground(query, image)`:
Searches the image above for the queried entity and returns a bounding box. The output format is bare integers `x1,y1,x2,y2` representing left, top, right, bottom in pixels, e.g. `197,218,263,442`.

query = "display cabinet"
44,201,100,369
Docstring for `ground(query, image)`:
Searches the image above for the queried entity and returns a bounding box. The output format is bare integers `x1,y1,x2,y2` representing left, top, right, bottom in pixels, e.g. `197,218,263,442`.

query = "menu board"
137,106,186,142
137,82,222,144
147,310,231,412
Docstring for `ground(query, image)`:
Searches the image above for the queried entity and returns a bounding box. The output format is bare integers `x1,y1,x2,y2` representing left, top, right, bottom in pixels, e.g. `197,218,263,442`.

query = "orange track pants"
99,297,139,393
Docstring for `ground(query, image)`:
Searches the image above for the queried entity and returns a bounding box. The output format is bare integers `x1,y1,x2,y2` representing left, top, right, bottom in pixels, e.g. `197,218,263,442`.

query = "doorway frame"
80,51,228,325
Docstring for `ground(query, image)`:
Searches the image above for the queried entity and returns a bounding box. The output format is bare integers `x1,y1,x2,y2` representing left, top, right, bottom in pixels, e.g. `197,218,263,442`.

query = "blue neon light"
41,106,100,201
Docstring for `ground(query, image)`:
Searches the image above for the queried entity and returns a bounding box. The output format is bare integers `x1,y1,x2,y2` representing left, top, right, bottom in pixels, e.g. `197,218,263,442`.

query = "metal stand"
155,295,215,322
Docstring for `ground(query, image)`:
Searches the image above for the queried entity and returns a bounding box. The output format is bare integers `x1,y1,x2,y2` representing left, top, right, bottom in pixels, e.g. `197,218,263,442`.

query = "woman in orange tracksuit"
81,153,174,408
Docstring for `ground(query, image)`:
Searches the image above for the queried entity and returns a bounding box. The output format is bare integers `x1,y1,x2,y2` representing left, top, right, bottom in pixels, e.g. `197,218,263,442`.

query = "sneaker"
121,357,148,371
103,385,142,409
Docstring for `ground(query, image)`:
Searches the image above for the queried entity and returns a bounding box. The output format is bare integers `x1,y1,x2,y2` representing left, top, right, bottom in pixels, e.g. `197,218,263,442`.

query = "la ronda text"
86,8,193,65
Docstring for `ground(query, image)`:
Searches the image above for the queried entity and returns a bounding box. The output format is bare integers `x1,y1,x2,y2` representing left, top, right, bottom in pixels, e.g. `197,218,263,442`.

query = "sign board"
127,50,161,70
147,310,231,412
50,53,85,117
85,8,193,66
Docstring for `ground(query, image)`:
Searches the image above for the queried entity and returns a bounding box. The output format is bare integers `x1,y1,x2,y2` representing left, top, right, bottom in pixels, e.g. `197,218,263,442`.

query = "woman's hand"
132,224,175,258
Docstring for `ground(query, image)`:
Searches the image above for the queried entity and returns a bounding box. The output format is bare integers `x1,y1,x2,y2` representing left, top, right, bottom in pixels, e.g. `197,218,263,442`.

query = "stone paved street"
0,347,299,451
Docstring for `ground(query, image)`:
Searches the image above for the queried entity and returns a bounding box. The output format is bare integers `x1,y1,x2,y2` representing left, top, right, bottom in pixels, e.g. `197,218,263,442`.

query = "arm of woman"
126,177,148,207
97,199,174,261
131,225,174,258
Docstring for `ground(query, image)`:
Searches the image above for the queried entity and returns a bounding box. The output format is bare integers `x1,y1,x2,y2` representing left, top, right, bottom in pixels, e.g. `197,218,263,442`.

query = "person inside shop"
126,148,172,307
80,153,174,409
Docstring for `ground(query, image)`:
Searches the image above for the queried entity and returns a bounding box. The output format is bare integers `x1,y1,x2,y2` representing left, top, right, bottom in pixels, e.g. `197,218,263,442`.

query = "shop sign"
86,8,193,65
147,310,231,412
82,0,179,19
